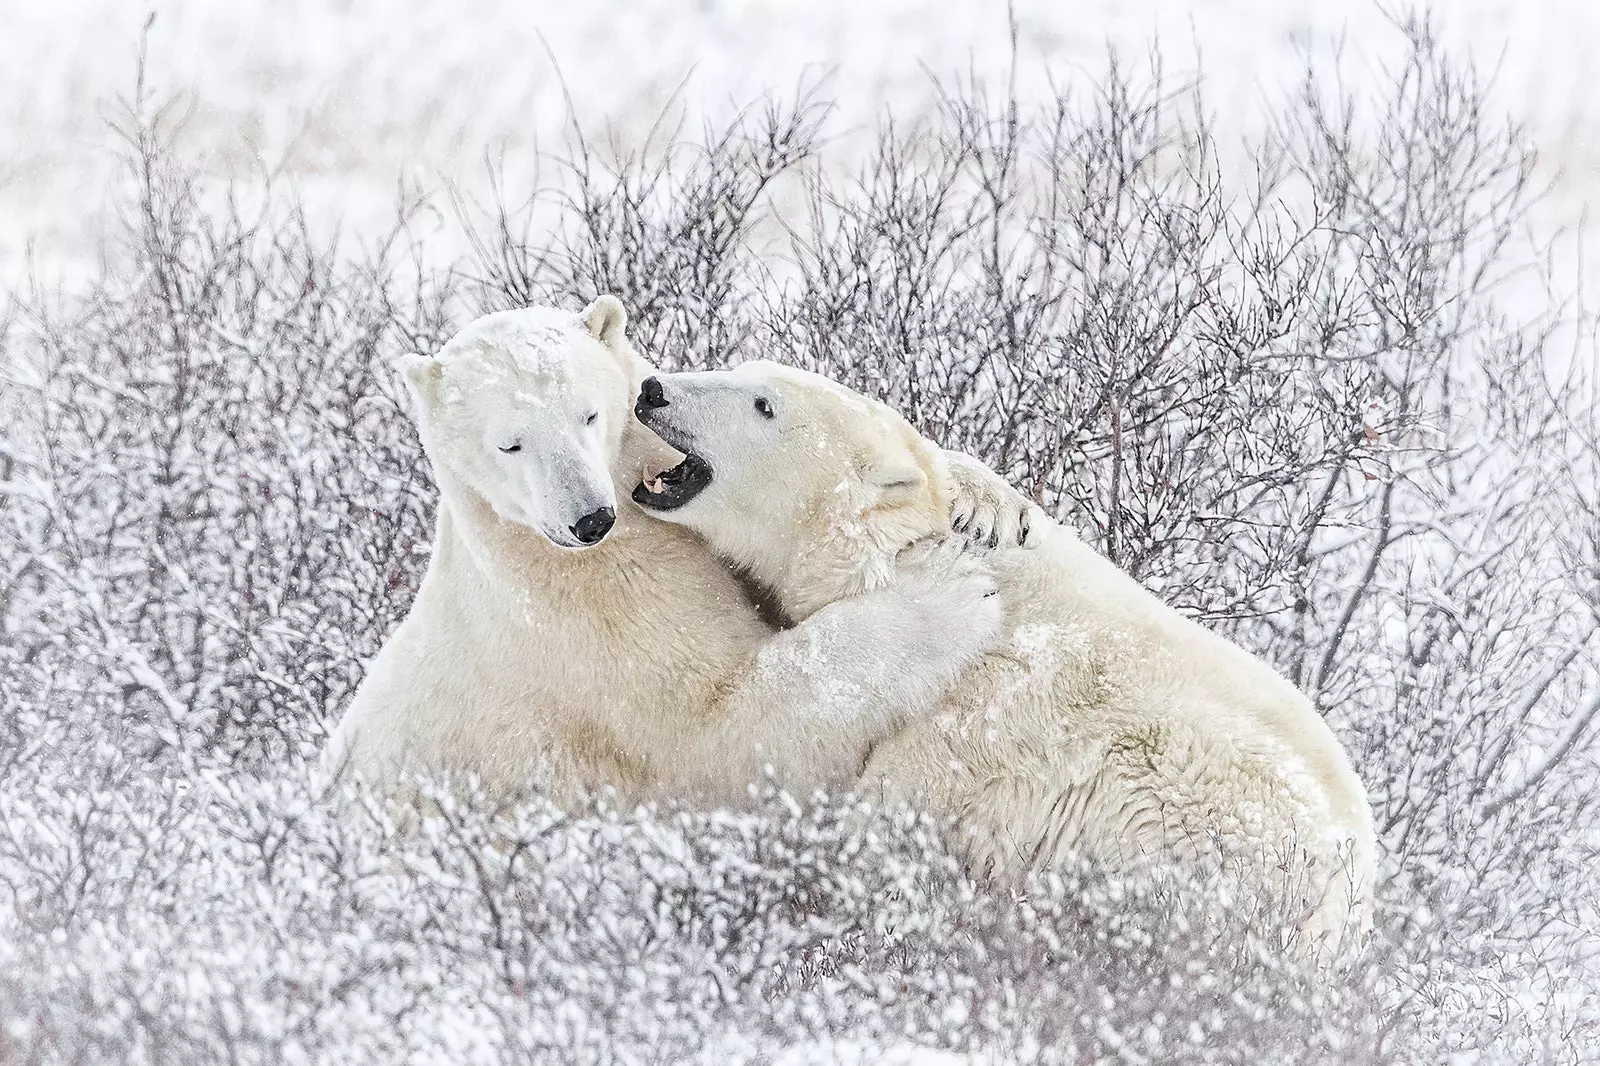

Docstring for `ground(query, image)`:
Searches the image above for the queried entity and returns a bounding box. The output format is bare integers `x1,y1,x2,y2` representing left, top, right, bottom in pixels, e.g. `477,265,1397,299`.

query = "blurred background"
4,0,1597,290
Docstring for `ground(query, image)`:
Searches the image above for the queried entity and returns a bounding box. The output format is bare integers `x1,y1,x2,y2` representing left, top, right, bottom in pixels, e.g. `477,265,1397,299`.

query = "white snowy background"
4,0,1598,294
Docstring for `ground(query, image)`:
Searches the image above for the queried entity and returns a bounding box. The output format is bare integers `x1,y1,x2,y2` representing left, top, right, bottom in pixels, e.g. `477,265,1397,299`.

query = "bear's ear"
863,456,928,504
581,294,628,347
392,352,443,406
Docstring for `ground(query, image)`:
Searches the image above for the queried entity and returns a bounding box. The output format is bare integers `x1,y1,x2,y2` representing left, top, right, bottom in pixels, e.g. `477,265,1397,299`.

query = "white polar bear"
326,297,1018,808
629,360,1378,957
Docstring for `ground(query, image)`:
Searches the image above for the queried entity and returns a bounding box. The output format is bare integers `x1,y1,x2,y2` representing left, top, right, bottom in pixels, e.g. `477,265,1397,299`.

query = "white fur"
325,301,1006,807
638,360,1378,959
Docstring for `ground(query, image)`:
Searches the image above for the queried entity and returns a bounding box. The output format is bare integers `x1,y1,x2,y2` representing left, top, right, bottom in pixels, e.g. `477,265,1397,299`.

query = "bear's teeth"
649,476,666,494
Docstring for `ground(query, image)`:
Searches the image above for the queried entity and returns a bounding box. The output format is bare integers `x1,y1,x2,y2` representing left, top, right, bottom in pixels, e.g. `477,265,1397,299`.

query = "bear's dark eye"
585,411,599,426
754,397,775,419
499,442,522,454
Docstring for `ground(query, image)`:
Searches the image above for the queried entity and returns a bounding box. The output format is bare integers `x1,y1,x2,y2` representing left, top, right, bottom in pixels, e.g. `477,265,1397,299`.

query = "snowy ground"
4,0,1598,306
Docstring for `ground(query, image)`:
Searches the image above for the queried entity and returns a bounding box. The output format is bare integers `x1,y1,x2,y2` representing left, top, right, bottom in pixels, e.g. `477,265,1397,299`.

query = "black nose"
571,506,616,546
636,376,668,417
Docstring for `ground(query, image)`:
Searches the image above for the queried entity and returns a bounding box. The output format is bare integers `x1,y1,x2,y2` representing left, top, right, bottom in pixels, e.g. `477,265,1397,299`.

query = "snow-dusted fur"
635,361,1378,956
325,300,1008,806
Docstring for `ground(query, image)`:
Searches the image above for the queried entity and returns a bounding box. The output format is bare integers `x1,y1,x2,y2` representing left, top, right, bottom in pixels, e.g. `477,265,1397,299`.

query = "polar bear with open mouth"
631,359,1377,957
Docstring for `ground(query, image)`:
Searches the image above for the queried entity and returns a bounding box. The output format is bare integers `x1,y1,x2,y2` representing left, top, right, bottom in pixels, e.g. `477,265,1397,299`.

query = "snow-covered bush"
2,15,1596,1063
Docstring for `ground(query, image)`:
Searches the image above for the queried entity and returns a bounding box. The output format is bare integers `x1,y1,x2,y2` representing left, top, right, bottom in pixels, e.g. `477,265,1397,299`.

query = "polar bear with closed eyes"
631,359,1377,957
326,298,1029,808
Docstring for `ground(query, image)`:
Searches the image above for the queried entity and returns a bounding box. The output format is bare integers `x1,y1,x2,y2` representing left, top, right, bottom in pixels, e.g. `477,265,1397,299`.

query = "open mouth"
633,383,714,511
632,451,713,511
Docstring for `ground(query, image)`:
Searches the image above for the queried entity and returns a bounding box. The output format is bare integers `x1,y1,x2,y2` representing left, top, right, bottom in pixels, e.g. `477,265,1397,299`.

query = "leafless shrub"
1,87,457,768
1,12,1596,1064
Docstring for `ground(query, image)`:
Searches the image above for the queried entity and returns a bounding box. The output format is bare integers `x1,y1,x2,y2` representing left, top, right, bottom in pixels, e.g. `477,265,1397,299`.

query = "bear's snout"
636,376,669,419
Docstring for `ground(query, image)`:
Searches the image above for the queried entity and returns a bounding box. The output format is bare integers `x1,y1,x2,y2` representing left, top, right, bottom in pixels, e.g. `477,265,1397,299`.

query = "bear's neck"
745,472,955,624
752,506,914,624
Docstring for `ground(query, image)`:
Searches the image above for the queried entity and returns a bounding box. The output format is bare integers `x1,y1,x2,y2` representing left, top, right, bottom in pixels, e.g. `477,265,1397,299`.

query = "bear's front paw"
896,531,998,574
891,536,1006,668
944,450,1043,550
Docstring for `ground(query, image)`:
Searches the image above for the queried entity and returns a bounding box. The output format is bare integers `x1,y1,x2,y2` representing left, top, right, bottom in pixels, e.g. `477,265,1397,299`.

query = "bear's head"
631,360,951,618
397,296,656,551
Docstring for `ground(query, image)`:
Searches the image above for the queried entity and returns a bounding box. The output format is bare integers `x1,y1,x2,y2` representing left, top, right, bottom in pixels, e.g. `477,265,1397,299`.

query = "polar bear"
326,298,1023,808
629,360,1378,956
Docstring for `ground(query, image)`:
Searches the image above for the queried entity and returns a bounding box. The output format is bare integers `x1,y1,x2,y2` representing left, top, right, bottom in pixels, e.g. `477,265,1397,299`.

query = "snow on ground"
3,0,1598,311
